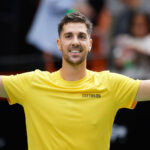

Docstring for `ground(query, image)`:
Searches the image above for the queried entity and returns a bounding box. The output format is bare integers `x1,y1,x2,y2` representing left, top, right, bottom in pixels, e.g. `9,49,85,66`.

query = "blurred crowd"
1,0,150,79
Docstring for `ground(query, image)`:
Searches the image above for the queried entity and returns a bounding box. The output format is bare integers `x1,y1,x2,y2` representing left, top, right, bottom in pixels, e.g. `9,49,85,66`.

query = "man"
0,11,150,150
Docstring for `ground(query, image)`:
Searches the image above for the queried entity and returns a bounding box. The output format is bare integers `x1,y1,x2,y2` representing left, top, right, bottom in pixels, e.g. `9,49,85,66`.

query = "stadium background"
0,0,150,149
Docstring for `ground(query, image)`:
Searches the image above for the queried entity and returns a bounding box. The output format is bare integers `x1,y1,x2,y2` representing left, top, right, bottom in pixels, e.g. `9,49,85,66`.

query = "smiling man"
57,17,93,81
58,23,91,66
0,11,150,150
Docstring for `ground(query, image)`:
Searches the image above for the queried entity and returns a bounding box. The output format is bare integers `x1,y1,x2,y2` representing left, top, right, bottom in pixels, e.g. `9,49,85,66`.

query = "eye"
65,34,72,39
79,34,86,40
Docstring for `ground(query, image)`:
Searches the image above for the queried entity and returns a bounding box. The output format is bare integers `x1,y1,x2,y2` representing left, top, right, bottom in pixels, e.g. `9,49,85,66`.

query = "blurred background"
0,0,150,149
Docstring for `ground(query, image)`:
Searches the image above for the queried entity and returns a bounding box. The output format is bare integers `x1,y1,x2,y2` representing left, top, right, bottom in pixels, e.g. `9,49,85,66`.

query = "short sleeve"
109,72,141,109
1,71,34,105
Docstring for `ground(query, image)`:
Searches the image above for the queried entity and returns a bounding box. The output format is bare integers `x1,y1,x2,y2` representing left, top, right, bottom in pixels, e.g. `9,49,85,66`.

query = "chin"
69,60,84,66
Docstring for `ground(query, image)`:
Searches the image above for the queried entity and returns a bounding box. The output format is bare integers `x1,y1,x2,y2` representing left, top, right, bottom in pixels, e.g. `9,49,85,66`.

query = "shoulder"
33,69,60,82
88,70,111,82
89,70,110,77
89,70,136,83
33,69,53,80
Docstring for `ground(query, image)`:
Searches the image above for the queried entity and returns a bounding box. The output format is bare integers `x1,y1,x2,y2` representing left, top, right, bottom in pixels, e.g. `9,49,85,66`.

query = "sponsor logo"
82,94,101,98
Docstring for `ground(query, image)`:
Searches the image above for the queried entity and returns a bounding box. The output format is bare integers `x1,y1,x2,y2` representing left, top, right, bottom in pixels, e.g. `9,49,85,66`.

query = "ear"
88,38,93,52
57,38,61,51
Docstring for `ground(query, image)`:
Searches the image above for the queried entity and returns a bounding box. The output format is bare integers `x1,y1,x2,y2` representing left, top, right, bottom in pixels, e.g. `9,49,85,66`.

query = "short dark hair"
58,11,93,36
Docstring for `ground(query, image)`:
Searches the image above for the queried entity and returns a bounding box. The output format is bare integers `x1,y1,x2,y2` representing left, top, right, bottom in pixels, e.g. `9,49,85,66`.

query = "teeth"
71,50,80,53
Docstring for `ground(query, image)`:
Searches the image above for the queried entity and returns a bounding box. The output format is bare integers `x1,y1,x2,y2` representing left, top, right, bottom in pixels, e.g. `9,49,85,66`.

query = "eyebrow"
64,32,87,35
64,32,72,35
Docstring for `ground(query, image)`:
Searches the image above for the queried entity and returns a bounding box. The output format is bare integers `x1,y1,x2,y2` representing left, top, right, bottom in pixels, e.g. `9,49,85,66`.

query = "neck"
60,61,87,81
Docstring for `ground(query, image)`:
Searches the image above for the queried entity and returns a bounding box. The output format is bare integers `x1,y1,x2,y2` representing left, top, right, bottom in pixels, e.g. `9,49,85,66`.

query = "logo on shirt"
82,93,101,98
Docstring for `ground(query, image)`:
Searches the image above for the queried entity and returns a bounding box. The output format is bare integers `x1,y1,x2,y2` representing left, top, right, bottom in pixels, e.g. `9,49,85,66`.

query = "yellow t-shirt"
2,69,140,150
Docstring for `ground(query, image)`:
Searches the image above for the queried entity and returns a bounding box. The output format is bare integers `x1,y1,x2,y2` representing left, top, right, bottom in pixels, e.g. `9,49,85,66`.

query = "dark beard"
64,54,86,66
63,50,88,66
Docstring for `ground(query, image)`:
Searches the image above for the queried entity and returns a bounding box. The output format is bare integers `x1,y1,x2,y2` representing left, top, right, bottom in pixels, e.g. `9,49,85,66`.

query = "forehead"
61,23,88,35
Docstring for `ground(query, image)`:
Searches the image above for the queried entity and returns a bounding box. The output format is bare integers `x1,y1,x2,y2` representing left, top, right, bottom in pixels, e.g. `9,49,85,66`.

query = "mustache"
68,45,83,51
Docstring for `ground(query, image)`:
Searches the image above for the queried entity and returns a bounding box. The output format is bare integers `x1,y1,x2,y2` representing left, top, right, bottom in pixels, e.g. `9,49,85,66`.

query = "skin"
57,23,92,81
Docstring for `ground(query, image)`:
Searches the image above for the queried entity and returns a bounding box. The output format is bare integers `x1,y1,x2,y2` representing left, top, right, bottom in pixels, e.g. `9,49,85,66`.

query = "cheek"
60,42,70,53
84,42,91,50
59,41,65,49
61,40,70,48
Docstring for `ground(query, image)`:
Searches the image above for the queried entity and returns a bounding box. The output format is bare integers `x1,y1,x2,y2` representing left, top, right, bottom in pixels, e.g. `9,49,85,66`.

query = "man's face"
57,23,92,66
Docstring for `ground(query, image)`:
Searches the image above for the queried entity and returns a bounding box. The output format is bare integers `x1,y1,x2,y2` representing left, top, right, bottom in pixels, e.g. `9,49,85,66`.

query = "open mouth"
69,50,82,53
68,48,83,53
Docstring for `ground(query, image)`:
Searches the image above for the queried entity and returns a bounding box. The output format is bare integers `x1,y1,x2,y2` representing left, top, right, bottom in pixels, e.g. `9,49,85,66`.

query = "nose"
72,36,80,47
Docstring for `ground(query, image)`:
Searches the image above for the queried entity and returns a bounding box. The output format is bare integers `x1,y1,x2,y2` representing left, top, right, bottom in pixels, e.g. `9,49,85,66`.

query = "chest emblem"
82,93,101,98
